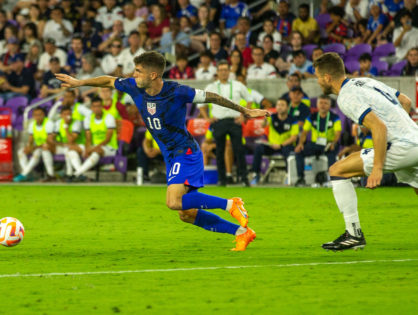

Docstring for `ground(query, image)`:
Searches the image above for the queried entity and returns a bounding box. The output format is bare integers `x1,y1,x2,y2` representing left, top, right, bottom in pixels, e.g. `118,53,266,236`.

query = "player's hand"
366,168,383,189
295,144,303,153
244,108,270,119
55,73,81,88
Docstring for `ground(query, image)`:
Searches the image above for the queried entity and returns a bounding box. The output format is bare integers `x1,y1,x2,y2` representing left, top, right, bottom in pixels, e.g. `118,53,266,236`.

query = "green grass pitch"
0,185,417,314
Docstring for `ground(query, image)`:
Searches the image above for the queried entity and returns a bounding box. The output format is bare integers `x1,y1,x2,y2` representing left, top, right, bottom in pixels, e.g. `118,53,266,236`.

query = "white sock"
235,226,247,236
42,150,54,177
75,152,100,176
22,148,42,176
68,150,82,172
331,178,362,237
63,148,73,176
18,148,28,170
225,199,233,211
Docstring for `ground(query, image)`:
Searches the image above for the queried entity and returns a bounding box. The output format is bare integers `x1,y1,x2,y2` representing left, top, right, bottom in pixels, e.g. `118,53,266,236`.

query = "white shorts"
101,145,117,157
360,143,418,188
55,145,85,155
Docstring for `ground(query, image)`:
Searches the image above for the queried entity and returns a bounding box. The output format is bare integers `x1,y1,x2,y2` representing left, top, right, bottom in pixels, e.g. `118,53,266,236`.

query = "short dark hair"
263,34,274,42
65,89,76,96
209,32,221,40
277,97,289,106
133,51,166,76
359,53,372,62
238,16,250,24
313,52,345,78
217,60,230,69
299,3,309,10
33,107,46,115
328,6,345,18
176,55,188,62
313,47,323,53
252,46,264,54
61,106,72,113
318,94,331,102
292,49,306,58
200,51,213,59
91,96,102,104
401,11,412,19
288,73,302,82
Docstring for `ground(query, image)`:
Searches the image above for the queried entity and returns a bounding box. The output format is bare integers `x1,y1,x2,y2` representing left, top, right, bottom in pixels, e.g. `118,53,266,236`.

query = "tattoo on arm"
204,91,246,114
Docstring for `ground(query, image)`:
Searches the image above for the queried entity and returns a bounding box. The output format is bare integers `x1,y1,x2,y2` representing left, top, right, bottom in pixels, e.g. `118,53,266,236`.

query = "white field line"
0,258,417,279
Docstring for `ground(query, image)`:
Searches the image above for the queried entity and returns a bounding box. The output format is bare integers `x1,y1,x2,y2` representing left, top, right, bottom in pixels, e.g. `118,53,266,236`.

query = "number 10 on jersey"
147,117,161,130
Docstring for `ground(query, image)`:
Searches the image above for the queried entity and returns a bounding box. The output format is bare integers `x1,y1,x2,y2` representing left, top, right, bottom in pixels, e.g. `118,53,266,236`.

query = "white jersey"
337,77,418,146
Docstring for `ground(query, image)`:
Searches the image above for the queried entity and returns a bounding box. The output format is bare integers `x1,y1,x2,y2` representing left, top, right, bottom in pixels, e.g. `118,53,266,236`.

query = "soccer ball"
0,217,25,247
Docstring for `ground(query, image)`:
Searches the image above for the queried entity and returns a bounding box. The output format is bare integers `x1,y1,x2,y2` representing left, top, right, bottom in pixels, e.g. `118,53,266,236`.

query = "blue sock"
193,210,239,235
182,190,228,210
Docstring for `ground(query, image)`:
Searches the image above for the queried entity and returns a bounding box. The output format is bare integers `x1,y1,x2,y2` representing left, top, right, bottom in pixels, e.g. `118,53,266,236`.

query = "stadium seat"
302,44,318,60
388,60,407,76
5,96,29,128
316,13,331,40
372,60,389,75
345,44,372,61
373,43,396,59
345,60,360,74
323,43,346,56
0,98,4,107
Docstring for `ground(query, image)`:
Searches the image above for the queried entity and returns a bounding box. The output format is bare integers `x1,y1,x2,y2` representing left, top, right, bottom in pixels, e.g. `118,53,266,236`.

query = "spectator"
27,4,46,37
0,36,20,74
177,0,198,25
137,21,153,51
0,25,18,57
80,19,102,53
76,53,104,95
53,105,84,181
137,129,163,182
338,124,373,159
43,7,74,48
263,34,280,66
220,0,249,36
24,42,42,76
195,51,216,80
275,0,296,42
402,47,418,76
393,0,418,28
294,95,341,186
288,50,312,77
14,107,55,182
292,3,319,43
287,86,310,127
353,53,378,77
72,97,118,180
207,32,228,62
159,18,190,56
384,0,404,19
123,2,144,35
96,0,123,31
190,5,216,52
257,19,282,52
66,36,84,75
61,0,81,31
134,0,149,20
20,23,42,55
98,19,126,53
326,6,349,44
345,0,369,24
393,11,418,62
233,32,253,68
48,89,92,122
348,18,369,46
276,31,303,75
236,74,273,109
101,38,124,76
250,97,298,185
280,73,310,107
38,38,67,72
99,86,129,122
119,31,146,76
366,1,388,45
305,47,324,78
247,47,277,79
229,49,247,80
147,4,170,45
0,54,35,101
200,60,252,186
229,17,258,48
0,9,11,41
40,57,67,98
169,55,195,79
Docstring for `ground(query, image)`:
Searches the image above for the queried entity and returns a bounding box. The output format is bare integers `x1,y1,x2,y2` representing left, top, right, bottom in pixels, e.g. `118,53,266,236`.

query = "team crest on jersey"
147,102,156,115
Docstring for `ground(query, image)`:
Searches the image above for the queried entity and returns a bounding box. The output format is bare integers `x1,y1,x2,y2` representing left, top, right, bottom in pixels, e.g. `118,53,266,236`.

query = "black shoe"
65,175,75,183
226,175,234,185
295,178,306,187
322,230,366,251
242,178,250,187
74,175,88,182
218,180,227,187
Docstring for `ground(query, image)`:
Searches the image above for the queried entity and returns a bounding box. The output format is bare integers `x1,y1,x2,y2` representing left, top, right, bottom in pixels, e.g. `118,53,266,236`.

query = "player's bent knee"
166,199,182,210
328,162,342,177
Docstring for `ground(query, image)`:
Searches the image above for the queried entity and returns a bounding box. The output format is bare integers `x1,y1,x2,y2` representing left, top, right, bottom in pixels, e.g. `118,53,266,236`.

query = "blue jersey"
114,78,201,164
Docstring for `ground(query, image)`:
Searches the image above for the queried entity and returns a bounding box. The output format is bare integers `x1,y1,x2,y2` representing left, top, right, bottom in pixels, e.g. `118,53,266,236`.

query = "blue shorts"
166,151,204,188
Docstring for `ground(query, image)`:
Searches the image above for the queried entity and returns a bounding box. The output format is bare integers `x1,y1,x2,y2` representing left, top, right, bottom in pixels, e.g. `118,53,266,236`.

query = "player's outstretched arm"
55,74,117,89
397,93,412,114
204,91,270,118
362,111,387,189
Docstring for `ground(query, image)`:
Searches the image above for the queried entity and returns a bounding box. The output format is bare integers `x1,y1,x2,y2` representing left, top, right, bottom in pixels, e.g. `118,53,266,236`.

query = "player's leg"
14,147,36,182
228,123,248,185
41,143,55,179
295,142,317,185
22,148,42,176
212,120,228,185
74,147,103,176
68,144,83,173
225,139,234,183
323,151,366,251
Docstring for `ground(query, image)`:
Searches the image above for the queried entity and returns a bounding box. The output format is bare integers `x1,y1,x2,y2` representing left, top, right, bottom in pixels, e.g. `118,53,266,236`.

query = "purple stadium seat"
388,60,407,76
344,60,360,74
316,14,331,39
302,44,317,60
5,96,29,126
345,44,372,61
373,43,396,58
372,60,389,75
323,43,346,56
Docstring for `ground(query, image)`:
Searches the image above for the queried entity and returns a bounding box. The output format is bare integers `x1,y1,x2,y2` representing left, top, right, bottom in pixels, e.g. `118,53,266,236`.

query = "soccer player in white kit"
312,53,418,251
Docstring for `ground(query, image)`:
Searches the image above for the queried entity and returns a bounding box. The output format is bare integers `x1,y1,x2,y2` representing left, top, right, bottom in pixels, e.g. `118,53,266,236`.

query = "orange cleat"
229,197,248,227
231,228,256,251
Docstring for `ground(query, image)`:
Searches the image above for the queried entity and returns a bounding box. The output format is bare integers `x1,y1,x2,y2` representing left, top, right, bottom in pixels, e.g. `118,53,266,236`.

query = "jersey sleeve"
114,77,137,94
45,120,54,134
176,84,206,104
237,82,252,101
78,105,92,118
338,92,371,125
303,117,312,132
290,121,299,136
84,117,90,130
333,117,342,132
105,114,116,129
250,89,264,104
28,121,34,134
53,121,60,133
72,120,81,133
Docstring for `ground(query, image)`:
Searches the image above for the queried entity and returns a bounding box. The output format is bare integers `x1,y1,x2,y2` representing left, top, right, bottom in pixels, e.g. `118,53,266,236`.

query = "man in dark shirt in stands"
40,57,68,98
0,54,35,101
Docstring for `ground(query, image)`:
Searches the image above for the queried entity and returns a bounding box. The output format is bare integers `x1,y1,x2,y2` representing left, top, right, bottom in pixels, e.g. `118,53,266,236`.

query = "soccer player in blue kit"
56,51,270,251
